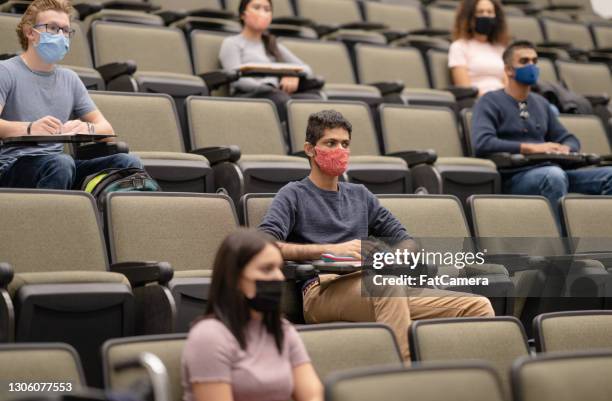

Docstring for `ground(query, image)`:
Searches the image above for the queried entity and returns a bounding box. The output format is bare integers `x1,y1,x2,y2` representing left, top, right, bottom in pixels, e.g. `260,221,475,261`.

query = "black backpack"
81,167,161,210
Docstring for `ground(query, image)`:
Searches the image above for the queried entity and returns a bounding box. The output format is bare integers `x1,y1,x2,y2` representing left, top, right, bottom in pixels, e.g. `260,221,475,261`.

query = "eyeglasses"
33,23,75,39
519,101,529,120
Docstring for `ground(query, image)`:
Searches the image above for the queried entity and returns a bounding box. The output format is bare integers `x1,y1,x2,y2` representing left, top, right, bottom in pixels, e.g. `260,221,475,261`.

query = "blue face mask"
514,64,539,86
35,31,70,64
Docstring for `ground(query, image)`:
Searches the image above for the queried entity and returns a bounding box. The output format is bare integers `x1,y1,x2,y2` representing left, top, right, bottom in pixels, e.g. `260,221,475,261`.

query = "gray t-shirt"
0,56,97,176
258,177,411,244
219,33,312,94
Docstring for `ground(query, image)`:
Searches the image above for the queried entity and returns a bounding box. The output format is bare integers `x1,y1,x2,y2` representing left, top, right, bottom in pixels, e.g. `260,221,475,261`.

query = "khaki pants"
303,273,495,361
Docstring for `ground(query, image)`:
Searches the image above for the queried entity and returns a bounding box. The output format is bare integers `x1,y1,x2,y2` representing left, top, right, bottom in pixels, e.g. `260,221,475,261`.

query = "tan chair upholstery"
512,351,612,401
592,24,612,49
542,18,595,51
556,60,612,97
239,193,275,227
557,114,611,155
103,334,187,401
561,195,612,254
363,2,426,32
0,343,85,400
427,6,455,33
534,310,612,352
91,21,206,96
154,0,221,12
186,97,310,203
296,0,362,26
326,363,505,401
280,38,382,100
298,323,402,381
287,100,411,194
90,91,212,192
411,317,528,400
428,49,452,90
106,192,238,331
507,15,545,43
380,105,499,203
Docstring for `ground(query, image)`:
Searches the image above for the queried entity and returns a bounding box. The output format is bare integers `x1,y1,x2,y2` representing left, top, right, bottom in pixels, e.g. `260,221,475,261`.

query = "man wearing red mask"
259,110,494,360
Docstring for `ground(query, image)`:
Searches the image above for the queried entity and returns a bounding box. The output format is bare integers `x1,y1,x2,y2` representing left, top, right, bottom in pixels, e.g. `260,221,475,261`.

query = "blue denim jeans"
0,153,142,189
504,165,612,213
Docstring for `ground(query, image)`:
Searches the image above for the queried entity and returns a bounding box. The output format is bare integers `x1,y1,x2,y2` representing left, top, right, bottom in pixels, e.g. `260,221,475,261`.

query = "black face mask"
474,16,496,36
246,280,284,313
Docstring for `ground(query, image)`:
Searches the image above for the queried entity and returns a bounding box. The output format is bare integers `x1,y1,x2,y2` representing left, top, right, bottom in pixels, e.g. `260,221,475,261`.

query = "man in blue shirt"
259,109,494,361
472,40,612,209
0,0,141,189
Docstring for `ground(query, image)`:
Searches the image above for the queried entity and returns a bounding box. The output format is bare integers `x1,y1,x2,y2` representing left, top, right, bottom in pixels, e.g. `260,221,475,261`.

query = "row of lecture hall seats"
5,312,612,401
1,0,612,102
3,190,612,385
4,90,611,207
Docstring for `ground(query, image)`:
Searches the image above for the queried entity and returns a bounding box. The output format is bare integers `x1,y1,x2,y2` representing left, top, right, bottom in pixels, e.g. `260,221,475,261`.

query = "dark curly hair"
452,0,509,45
305,110,353,145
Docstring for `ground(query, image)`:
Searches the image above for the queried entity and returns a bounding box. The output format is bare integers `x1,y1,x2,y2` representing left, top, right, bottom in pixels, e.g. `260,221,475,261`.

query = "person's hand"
62,120,90,134
30,115,63,135
326,239,362,260
279,76,299,94
521,142,571,155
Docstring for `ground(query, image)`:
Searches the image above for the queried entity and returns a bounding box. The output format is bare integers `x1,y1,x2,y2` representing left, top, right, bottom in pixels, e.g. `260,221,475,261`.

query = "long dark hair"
238,0,284,61
203,229,284,353
452,0,509,45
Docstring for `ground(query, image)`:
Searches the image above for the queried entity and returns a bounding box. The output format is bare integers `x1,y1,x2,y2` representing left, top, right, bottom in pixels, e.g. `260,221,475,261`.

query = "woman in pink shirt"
449,0,510,96
181,229,323,401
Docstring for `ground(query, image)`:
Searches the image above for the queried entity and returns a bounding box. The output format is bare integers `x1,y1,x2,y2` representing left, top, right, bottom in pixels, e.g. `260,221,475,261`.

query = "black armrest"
103,0,159,12
0,263,13,288
74,141,129,160
272,16,314,27
585,94,610,107
95,61,137,83
282,263,318,281
487,152,527,169
387,149,437,167
537,41,573,50
312,24,339,37
408,28,450,37
72,2,104,19
190,145,241,165
189,8,235,19
153,9,188,25
368,81,405,96
445,86,479,101
0,53,17,61
339,21,387,31
110,261,173,287
199,70,239,91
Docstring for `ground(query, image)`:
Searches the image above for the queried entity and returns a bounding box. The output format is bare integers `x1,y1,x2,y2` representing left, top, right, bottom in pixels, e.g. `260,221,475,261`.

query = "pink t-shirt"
448,39,505,95
181,317,311,401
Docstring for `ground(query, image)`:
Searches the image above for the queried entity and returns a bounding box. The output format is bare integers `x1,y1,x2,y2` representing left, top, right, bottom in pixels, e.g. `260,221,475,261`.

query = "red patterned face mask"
313,146,350,176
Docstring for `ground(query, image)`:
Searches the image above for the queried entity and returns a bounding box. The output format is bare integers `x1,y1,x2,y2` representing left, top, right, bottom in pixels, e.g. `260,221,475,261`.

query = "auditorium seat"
287,99,411,194
102,334,187,401
541,17,600,53
557,114,612,155
426,6,455,37
591,23,612,50
239,193,275,227
363,1,426,34
410,316,529,400
379,104,500,204
512,351,612,401
83,9,164,29
89,91,213,193
186,97,310,204
506,15,545,43
556,60,612,99
468,195,609,333
560,195,612,272
354,44,457,107
90,21,207,98
325,363,504,401
378,194,512,315
105,192,238,332
0,189,176,386
154,0,240,34
297,323,402,381
0,343,86,400
189,29,232,96
280,38,383,102
534,310,612,352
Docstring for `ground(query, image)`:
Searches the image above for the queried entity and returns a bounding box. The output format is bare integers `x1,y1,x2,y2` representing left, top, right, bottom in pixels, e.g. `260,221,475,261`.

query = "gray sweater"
258,177,411,245
218,33,312,94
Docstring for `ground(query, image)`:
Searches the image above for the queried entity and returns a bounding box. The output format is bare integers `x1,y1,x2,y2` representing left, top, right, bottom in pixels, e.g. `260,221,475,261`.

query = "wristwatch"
26,122,32,135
